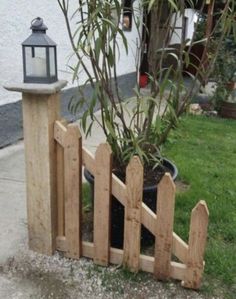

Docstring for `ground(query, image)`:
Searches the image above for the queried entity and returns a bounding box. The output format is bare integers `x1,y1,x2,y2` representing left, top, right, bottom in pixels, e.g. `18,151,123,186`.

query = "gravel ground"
0,241,224,299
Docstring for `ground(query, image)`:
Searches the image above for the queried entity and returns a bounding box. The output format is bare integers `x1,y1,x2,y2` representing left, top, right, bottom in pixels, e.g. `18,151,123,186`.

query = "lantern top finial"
31,17,48,33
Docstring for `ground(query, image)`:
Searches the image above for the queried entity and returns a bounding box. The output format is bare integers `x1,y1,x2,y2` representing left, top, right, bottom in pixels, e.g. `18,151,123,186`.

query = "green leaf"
105,120,116,139
94,37,102,61
168,0,179,12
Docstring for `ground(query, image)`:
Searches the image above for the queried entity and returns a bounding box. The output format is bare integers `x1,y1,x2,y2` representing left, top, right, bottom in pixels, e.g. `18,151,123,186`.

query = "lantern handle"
31,17,43,27
30,17,48,31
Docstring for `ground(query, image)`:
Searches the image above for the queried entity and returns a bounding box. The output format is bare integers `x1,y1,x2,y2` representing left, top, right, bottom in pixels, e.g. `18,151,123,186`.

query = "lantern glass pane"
33,47,47,77
26,47,47,77
49,47,56,76
25,47,34,76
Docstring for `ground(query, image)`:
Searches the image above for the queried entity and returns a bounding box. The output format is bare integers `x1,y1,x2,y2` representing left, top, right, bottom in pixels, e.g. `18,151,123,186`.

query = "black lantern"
22,17,58,84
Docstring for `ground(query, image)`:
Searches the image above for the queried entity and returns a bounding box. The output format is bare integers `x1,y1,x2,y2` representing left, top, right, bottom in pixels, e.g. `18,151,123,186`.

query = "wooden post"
123,156,143,272
154,173,176,280
64,124,82,259
93,143,112,266
182,200,209,289
4,81,67,255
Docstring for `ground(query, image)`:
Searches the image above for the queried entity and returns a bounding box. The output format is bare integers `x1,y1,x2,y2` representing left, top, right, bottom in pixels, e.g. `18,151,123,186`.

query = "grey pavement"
0,142,26,265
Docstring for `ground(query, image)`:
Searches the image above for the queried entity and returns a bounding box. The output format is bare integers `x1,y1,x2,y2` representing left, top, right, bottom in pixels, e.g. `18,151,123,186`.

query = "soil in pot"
84,159,178,249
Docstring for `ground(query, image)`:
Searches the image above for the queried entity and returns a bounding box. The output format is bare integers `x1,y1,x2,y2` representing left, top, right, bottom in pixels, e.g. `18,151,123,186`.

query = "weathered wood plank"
54,120,67,147
182,200,209,289
141,202,156,233
170,262,187,281
93,143,112,266
56,238,187,281
154,174,176,280
22,92,59,255
56,119,67,237
172,232,188,264
64,124,82,259
111,174,126,205
82,147,95,175
57,142,65,236
81,241,186,280
123,157,143,272
56,236,67,252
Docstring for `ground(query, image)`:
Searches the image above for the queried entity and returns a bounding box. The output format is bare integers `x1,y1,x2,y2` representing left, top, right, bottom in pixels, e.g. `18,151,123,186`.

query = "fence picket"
57,143,65,236
93,143,112,266
64,124,82,259
154,173,176,280
182,200,209,289
56,119,67,237
123,156,143,272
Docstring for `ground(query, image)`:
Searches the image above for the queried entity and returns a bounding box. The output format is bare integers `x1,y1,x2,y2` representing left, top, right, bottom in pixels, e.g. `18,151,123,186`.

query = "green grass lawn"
163,115,236,298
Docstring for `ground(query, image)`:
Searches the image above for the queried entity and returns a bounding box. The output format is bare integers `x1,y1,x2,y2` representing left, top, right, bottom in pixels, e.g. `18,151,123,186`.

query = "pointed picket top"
191,200,209,219
158,173,176,194
154,172,176,280
95,143,112,159
182,200,209,289
188,199,209,259
126,156,143,174
126,156,144,190
67,123,82,139
189,200,209,254
126,156,144,208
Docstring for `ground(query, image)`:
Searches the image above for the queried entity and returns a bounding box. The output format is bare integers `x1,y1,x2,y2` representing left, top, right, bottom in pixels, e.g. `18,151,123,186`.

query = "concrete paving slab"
0,142,25,182
0,143,27,265
0,274,38,299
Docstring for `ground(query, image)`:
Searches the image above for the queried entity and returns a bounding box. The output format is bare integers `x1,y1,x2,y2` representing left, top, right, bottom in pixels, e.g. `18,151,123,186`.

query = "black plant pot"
84,158,178,249
220,101,236,119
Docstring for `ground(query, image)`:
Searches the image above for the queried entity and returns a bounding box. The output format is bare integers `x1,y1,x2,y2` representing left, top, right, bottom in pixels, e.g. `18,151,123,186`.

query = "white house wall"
0,0,141,106
170,9,198,45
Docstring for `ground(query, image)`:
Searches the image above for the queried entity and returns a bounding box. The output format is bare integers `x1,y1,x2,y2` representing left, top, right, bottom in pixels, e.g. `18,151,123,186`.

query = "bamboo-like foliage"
58,0,235,171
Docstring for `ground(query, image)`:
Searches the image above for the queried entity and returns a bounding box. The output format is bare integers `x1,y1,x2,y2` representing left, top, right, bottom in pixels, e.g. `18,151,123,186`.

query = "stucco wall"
0,1,140,106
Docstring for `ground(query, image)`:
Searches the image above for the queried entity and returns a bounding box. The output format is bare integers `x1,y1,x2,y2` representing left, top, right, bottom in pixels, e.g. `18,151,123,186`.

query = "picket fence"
54,120,209,290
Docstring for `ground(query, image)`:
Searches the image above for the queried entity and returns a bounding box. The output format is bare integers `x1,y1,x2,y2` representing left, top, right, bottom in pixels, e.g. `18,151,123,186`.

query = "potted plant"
58,0,235,247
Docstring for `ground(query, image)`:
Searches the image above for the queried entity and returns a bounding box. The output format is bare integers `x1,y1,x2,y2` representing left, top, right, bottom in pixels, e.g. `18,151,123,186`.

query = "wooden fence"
54,120,209,290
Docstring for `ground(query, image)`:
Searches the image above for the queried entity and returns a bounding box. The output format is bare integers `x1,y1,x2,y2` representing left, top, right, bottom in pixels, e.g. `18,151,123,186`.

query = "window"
123,0,133,31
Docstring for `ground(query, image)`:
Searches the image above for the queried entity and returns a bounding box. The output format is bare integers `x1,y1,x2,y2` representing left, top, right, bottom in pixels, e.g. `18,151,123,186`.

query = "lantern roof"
22,17,56,47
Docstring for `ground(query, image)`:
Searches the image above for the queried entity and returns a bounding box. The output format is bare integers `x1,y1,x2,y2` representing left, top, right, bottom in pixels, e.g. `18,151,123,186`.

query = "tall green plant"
58,0,235,173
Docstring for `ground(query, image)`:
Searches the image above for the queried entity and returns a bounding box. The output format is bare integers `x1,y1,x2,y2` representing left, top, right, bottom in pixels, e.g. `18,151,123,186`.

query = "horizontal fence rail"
54,120,209,290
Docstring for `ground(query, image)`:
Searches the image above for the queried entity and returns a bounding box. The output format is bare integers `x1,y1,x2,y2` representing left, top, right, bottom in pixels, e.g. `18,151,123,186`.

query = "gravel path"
0,242,223,299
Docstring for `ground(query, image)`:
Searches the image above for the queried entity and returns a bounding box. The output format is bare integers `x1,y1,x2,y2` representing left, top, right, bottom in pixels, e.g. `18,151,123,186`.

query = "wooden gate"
54,120,209,290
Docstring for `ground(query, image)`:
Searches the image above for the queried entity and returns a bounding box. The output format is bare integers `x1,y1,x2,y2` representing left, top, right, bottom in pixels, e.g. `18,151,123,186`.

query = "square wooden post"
4,81,67,255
